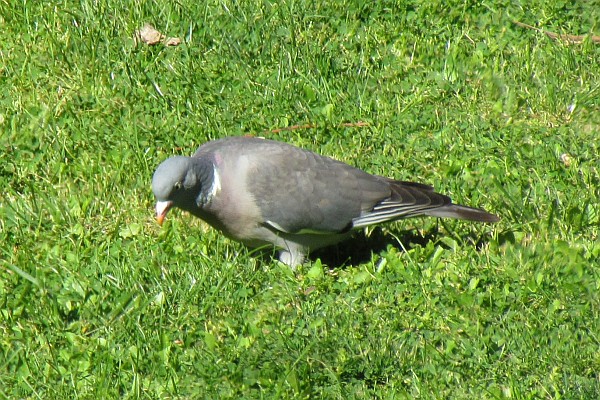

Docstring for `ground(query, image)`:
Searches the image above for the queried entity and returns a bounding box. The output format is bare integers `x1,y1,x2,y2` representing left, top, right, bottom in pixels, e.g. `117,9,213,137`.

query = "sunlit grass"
1,1,599,398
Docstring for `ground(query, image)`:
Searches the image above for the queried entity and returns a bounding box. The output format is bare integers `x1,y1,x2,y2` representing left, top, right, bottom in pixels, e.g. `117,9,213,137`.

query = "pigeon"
152,136,499,267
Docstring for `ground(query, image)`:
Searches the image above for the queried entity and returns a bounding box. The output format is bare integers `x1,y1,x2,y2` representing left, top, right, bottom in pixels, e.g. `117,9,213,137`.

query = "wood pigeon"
152,137,499,266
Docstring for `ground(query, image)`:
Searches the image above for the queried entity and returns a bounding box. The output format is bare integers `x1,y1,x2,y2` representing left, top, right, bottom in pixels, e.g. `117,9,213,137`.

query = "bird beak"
155,201,173,226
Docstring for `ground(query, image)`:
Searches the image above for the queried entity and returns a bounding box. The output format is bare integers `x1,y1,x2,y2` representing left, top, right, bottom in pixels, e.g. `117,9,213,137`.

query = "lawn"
1,0,599,398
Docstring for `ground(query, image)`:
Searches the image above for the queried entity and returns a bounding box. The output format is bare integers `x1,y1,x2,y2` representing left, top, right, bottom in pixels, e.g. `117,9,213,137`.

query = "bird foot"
278,250,305,269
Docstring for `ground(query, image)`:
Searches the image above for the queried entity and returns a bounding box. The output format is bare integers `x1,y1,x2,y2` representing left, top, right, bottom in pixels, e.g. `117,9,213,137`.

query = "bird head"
151,156,204,225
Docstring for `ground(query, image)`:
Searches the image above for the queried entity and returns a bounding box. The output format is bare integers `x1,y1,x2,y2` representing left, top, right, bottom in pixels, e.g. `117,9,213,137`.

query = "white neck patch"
197,164,221,207
209,165,221,198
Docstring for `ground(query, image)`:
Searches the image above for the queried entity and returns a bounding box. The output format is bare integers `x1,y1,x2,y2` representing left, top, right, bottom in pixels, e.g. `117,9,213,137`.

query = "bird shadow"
309,227,436,269
252,227,423,268
253,224,495,269
310,224,496,269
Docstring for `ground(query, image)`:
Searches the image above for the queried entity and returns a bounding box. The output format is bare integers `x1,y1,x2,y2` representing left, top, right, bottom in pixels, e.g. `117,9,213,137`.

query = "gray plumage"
152,136,499,266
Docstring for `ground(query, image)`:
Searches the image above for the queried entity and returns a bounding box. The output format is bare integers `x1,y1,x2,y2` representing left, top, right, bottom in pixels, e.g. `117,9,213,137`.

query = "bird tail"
424,204,500,223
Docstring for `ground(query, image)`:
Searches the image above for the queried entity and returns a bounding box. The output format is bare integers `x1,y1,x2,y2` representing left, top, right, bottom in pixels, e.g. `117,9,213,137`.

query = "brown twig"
513,20,600,44
339,121,370,128
266,121,370,134
268,123,317,133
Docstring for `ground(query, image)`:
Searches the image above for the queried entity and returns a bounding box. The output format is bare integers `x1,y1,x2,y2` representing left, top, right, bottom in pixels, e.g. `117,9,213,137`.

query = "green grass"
1,0,599,398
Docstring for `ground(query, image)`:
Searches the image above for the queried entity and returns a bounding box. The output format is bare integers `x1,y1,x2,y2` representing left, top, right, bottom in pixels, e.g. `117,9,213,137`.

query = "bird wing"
350,180,451,228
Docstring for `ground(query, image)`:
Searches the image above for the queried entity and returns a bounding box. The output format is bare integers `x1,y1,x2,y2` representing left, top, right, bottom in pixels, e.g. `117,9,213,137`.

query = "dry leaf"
560,153,573,167
303,286,316,296
135,23,181,47
136,23,164,45
164,37,182,46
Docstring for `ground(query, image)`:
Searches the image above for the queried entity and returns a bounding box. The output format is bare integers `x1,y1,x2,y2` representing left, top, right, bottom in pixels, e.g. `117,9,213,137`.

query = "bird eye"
174,182,182,190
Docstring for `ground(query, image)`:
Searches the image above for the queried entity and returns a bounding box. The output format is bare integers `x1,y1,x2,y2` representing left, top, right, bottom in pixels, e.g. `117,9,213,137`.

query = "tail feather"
351,179,499,227
424,204,500,223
